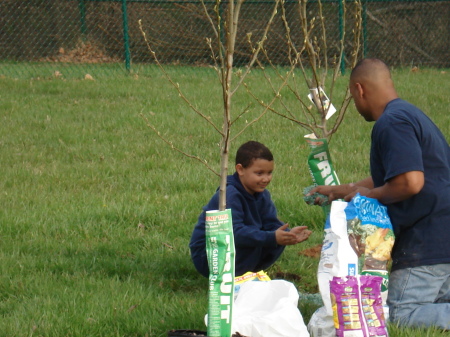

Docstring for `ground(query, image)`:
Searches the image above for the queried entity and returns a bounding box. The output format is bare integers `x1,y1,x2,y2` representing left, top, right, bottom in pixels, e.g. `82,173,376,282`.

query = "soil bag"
344,195,394,302
330,275,388,337
308,194,394,337
206,209,236,337
232,280,310,337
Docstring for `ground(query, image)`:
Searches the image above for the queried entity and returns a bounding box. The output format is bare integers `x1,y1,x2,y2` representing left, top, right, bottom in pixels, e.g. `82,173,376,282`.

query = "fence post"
121,0,131,72
339,0,345,74
78,0,88,40
362,0,367,58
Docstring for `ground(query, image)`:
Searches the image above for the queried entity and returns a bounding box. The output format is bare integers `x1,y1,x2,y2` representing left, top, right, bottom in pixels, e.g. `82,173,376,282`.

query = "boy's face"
236,158,274,195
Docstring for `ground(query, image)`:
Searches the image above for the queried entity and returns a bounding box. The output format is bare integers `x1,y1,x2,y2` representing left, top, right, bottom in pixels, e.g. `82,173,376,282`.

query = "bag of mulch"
330,275,388,337
344,195,394,304
308,194,394,337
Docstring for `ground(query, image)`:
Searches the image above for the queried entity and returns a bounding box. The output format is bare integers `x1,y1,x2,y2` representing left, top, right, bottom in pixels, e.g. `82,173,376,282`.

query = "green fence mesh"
0,0,448,79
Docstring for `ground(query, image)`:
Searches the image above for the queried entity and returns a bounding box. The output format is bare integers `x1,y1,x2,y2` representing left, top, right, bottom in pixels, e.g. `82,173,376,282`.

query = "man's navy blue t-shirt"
370,98,450,271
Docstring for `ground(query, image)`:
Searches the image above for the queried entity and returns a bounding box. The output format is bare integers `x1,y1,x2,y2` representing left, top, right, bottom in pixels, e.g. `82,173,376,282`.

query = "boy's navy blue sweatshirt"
189,172,285,277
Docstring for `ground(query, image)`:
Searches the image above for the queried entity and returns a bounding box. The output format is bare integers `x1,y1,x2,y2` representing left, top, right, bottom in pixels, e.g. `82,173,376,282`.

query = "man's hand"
306,178,375,204
307,184,355,203
275,224,312,245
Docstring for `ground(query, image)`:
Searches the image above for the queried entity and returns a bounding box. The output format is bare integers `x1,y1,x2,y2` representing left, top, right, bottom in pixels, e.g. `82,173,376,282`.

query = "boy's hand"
275,224,312,245
290,226,312,243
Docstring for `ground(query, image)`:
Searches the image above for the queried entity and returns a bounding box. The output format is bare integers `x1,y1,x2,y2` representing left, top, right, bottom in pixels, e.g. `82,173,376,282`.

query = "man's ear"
235,163,244,176
356,82,364,98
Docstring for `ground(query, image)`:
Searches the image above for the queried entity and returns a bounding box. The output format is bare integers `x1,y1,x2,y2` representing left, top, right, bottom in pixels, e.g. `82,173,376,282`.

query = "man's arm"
356,171,424,204
308,172,423,205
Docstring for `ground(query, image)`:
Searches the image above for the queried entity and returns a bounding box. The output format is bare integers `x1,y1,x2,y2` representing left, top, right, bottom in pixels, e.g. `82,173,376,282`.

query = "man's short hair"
350,58,391,81
235,141,273,168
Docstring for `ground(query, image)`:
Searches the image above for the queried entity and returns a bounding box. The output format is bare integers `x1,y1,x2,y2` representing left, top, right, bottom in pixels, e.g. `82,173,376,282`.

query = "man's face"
350,81,373,122
237,159,274,195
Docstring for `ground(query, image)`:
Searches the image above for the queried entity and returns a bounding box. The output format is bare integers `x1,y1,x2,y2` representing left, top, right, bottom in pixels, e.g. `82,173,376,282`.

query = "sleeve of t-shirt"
227,188,278,248
376,118,424,182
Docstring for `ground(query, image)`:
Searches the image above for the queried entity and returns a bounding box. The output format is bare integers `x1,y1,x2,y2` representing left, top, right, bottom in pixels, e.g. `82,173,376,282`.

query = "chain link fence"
0,0,448,79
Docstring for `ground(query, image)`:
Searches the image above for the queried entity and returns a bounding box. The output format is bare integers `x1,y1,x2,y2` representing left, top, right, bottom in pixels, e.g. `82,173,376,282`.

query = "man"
309,58,450,329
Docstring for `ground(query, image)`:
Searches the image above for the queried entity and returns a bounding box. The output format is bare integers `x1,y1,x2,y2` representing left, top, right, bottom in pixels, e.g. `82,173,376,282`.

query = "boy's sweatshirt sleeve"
260,190,285,232
227,189,279,248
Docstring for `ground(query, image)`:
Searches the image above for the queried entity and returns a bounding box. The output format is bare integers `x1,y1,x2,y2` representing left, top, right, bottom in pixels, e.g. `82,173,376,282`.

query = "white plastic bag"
308,201,349,337
232,280,310,337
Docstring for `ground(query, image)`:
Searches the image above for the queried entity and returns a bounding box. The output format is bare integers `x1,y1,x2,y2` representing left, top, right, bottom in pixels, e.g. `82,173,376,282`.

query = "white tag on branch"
308,87,337,120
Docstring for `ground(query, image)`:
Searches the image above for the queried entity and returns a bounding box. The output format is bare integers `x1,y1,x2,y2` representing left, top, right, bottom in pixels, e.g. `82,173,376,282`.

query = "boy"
189,140,312,277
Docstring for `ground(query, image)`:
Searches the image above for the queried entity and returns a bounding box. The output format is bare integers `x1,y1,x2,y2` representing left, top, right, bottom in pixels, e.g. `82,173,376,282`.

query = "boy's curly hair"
235,141,273,168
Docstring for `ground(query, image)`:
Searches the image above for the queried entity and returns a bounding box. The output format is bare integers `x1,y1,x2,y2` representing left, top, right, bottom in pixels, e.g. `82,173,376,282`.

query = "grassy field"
0,64,449,337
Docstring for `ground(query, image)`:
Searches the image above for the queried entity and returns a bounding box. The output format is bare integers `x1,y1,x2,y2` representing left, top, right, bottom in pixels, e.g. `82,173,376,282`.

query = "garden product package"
308,195,394,337
304,134,340,215
330,275,388,337
234,270,270,299
205,209,235,337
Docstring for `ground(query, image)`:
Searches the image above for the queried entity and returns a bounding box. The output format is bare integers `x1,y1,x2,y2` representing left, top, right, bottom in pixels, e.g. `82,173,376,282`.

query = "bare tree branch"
139,20,223,136
230,103,253,125
140,113,220,176
252,0,364,140
230,0,280,96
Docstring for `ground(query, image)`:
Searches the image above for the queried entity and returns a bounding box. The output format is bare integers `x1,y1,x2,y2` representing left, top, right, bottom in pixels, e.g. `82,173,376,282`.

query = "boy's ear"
235,163,244,175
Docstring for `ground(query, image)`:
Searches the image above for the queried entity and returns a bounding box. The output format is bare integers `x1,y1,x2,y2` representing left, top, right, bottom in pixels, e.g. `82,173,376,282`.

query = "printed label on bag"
206,209,235,337
305,134,340,216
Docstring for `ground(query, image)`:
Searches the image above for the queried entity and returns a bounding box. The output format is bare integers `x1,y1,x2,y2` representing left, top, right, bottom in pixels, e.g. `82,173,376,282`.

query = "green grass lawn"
0,64,449,336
